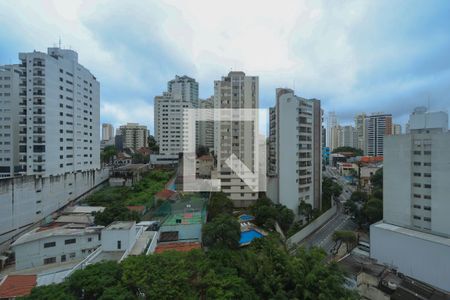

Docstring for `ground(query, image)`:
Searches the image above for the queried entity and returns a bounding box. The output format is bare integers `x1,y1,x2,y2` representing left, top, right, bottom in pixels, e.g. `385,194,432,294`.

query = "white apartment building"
326,111,338,149
0,65,20,177
15,47,100,176
392,123,402,135
329,125,340,151
338,125,357,148
11,224,102,270
213,71,258,207
370,107,450,292
198,97,214,150
117,123,148,150
154,76,199,155
354,113,367,152
101,123,114,141
268,88,322,214
366,113,392,156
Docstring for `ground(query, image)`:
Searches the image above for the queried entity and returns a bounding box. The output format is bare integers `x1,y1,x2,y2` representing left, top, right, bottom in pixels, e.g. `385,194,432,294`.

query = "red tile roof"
127,205,146,213
197,155,213,161
155,242,201,254
155,189,176,200
360,156,383,163
0,275,37,298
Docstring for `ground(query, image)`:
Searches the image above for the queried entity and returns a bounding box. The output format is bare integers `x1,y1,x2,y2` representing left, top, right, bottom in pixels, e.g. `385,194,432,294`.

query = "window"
424,217,431,222
424,206,431,211
413,162,421,166
424,162,432,166
424,151,431,155
413,183,421,188
424,173,431,178
413,151,421,155
43,257,56,264
44,241,56,248
413,172,421,177
413,205,421,209
413,194,421,198
88,237,92,242
61,255,66,262
424,195,431,200
413,215,421,220
69,252,76,258
117,240,122,250
424,184,432,189
65,238,76,245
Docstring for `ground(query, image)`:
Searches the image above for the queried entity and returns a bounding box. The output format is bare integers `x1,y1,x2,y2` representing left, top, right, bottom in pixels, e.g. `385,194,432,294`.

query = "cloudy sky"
1,0,449,132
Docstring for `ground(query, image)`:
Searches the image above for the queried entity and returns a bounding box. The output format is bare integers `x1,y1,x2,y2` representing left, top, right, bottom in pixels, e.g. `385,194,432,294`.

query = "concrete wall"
102,224,137,252
286,205,337,247
14,232,101,270
0,168,109,245
370,222,450,292
160,223,202,241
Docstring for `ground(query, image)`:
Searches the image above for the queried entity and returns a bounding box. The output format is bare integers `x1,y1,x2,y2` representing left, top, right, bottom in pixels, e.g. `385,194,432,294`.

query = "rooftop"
105,221,135,231
155,242,201,254
0,275,37,298
374,222,450,247
155,189,177,200
11,224,103,247
65,205,105,214
55,214,95,225
163,212,203,226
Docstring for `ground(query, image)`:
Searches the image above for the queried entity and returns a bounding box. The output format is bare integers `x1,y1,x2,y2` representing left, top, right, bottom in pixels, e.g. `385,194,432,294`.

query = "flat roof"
65,206,105,214
105,221,135,230
11,224,103,247
373,222,450,247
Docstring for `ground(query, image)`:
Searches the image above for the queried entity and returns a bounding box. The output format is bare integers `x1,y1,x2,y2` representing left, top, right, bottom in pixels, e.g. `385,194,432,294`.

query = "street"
292,166,357,255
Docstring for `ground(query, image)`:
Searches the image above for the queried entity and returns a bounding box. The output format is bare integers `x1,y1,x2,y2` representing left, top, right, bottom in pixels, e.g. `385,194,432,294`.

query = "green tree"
202,214,241,249
276,205,295,232
207,192,234,220
333,230,357,252
371,168,383,190
332,146,363,156
93,203,141,226
147,135,159,153
364,197,383,224
298,200,313,222
101,145,117,164
131,152,149,164
25,283,74,300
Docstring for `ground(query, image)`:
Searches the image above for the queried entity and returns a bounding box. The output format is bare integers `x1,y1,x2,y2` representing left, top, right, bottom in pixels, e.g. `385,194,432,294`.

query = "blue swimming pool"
239,214,255,222
239,229,263,245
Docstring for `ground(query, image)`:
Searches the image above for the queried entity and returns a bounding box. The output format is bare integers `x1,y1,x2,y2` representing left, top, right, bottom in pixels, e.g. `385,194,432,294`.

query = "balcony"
19,120,27,125
19,82,27,87
33,82,45,87
19,138,27,144
33,129,45,134
33,92,45,96
33,168,46,173
33,158,45,163
33,61,45,67
33,120,45,125
19,101,27,106
19,91,27,96
33,110,45,116
19,129,27,134
19,158,27,163
19,110,27,116
33,100,45,106
33,139,45,144
33,72,45,77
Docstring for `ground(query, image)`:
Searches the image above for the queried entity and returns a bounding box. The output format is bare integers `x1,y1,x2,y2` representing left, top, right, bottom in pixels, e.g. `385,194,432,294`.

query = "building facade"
117,123,148,150
268,88,322,214
14,47,100,177
366,113,392,156
370,107,450,292
198,97,214,150
101,123,114,141
213,71,258,207
354,113,367,153
326,111,338,149
154,76,199,155
0,65,21,178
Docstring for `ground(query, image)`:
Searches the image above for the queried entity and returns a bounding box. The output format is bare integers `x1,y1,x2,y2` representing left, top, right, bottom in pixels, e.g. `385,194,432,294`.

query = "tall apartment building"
198,97,214,150
0,65,21,177
354,113,367,152
213,71,258,207
392,123,402,135
12,47,100,177
102,123,114,141
366,113,392,156
268,88,322,214
326,111,338,148
154,76,199,155
329,125,340,151
117,123,148,150
370,107,450,291
338,125,357,148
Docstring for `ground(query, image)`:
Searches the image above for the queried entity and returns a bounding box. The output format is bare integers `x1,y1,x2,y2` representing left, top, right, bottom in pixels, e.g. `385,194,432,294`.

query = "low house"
11,224,103,271
126,205,147,216
109,164,149,186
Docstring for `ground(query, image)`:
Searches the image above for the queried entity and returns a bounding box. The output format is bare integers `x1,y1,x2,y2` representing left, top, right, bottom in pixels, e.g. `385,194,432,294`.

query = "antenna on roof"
59,36,62,48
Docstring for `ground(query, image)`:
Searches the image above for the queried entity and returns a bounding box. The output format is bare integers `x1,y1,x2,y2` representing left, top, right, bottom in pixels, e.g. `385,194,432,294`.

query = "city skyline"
1,0,450,132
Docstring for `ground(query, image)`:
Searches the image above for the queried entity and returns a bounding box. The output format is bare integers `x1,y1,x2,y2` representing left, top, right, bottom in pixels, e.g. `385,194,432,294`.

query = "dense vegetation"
322,177,343,211
332,146,364,157
100,145,117,164
25,238,358,300
344,168,383,228
85,169,174,225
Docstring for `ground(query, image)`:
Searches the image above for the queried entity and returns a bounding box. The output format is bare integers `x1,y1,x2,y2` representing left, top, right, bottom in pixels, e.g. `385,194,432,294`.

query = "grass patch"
84,169,174,208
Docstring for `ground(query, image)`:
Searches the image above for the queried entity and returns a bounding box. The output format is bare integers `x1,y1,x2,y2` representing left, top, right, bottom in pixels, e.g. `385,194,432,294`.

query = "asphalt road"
293,166,357,255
